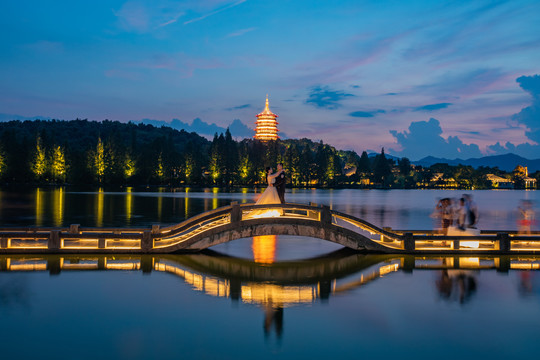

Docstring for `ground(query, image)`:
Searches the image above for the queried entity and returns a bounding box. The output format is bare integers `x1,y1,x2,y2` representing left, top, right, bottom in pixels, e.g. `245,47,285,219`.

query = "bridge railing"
239,202,321,221
1,202,540,253
379,227,540,252
154,205,232,249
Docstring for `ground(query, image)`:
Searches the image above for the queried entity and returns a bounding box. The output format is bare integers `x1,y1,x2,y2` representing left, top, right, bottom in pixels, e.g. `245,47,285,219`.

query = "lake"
0,187,539,359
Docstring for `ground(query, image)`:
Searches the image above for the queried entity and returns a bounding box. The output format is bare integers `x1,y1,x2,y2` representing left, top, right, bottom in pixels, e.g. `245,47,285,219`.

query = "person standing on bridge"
255,167,283,205
250,167,284,218
464,194,479,229
274,163,286,204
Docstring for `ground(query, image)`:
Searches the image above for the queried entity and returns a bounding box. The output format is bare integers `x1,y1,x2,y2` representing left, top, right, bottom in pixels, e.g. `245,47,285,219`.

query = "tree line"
0,119,537,188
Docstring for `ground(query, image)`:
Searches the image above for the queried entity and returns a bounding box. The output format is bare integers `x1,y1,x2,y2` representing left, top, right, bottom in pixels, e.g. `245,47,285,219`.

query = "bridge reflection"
3,252,540,338
2,253,539,304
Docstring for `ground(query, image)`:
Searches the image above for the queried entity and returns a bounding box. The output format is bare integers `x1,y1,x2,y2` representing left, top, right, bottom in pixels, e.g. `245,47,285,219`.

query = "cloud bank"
349,110,385,118
390,74,540,160
305,86,354,110
390,118,482,160
413,103,452,112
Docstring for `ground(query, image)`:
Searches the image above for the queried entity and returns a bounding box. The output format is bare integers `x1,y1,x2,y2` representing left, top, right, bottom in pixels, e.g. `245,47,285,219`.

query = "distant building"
486,174,514,189
524,176,537,189
254,95,279,141
429,173,458,188
343,166,357,177
513,165,537,189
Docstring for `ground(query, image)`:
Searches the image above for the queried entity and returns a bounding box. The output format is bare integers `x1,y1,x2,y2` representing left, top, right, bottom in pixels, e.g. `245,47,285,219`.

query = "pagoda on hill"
254,95,279,141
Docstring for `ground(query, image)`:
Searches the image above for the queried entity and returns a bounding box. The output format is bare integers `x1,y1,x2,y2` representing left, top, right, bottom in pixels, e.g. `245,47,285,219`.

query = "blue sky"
1,0,540,160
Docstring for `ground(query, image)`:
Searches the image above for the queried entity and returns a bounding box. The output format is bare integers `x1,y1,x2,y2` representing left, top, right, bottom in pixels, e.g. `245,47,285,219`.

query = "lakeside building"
524,176,537,188
513,166,538,189
522,166,537,189
486,174,514,189
429,173,458,188
254,95,279,141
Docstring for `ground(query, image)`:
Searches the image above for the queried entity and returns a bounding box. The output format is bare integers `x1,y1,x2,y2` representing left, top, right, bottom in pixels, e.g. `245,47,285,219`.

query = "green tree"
223,128,238,185
284,143,300,186
237,141,252,184
156,153,165,181
92,137,106,182
208,133,225,184
124,152,136,179
373,148,392,184
398,157,411,175
358,151,371,174
0,145,6,178
51,145,66,182
31,135,48,180
183,140,203,184
298,146,314,186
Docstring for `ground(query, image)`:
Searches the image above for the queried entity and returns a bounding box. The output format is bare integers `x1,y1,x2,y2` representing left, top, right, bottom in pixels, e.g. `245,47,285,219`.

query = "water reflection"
96,187,104,227
212,187,219,210
35,188,44,226
0,276,30,308
3,253,540,339
2,187,540,230
125,187,132,225
519,271,535,295
157,187,163,221
252,235,277,264
53,187,64,227
184,187,190,219
436,269,477,304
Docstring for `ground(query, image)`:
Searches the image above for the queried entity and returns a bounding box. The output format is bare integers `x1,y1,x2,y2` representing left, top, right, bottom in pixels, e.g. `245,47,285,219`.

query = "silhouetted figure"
464,194,479,228
274,163,286,204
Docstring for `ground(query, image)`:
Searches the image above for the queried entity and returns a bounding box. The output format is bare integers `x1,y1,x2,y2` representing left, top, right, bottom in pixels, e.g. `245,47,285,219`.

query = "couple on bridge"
256,163,286,206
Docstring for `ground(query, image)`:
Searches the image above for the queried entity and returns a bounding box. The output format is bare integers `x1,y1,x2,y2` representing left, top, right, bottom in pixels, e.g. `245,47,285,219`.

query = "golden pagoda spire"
254,95,279,141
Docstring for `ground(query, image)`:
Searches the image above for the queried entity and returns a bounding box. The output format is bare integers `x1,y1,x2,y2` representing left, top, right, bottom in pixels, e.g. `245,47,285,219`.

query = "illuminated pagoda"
254,95,279,141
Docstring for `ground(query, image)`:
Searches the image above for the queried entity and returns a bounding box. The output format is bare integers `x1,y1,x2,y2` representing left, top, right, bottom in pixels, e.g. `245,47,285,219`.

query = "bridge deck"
0,202,539,254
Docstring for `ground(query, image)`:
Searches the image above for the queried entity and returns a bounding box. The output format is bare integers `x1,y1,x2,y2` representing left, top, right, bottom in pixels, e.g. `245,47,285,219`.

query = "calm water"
0,186,538,230
1,187,539,359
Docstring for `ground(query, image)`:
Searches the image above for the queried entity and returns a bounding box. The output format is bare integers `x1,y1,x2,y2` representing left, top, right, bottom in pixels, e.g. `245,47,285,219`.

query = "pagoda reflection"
252,235,277,264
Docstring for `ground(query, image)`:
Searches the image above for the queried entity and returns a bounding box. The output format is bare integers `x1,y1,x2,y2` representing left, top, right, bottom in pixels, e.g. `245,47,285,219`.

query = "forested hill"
0,119,359,187
0,119,210,184
2,119,531,189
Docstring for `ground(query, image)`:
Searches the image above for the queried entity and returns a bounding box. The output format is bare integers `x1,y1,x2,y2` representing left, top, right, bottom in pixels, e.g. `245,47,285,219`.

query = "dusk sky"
1,0,540,160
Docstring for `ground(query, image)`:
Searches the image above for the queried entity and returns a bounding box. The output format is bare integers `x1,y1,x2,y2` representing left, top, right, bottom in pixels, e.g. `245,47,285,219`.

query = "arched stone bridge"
1,202,540,254
152,203,395,253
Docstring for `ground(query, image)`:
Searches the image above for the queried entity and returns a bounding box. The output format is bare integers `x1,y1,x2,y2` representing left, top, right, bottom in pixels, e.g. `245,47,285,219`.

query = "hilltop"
414,153,540,172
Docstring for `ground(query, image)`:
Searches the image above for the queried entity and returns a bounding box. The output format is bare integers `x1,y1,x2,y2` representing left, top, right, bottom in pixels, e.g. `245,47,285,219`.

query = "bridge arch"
151,203,399,253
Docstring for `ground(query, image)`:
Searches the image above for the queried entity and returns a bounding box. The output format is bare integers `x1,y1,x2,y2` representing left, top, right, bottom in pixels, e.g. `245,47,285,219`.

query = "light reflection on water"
1,253,540,359
0,187,538,231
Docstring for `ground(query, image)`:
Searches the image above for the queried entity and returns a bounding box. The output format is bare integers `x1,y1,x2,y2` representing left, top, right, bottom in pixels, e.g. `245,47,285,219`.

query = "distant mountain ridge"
129,118,257,140
0,113,53,122
0,113,256,140
414,153,540,172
